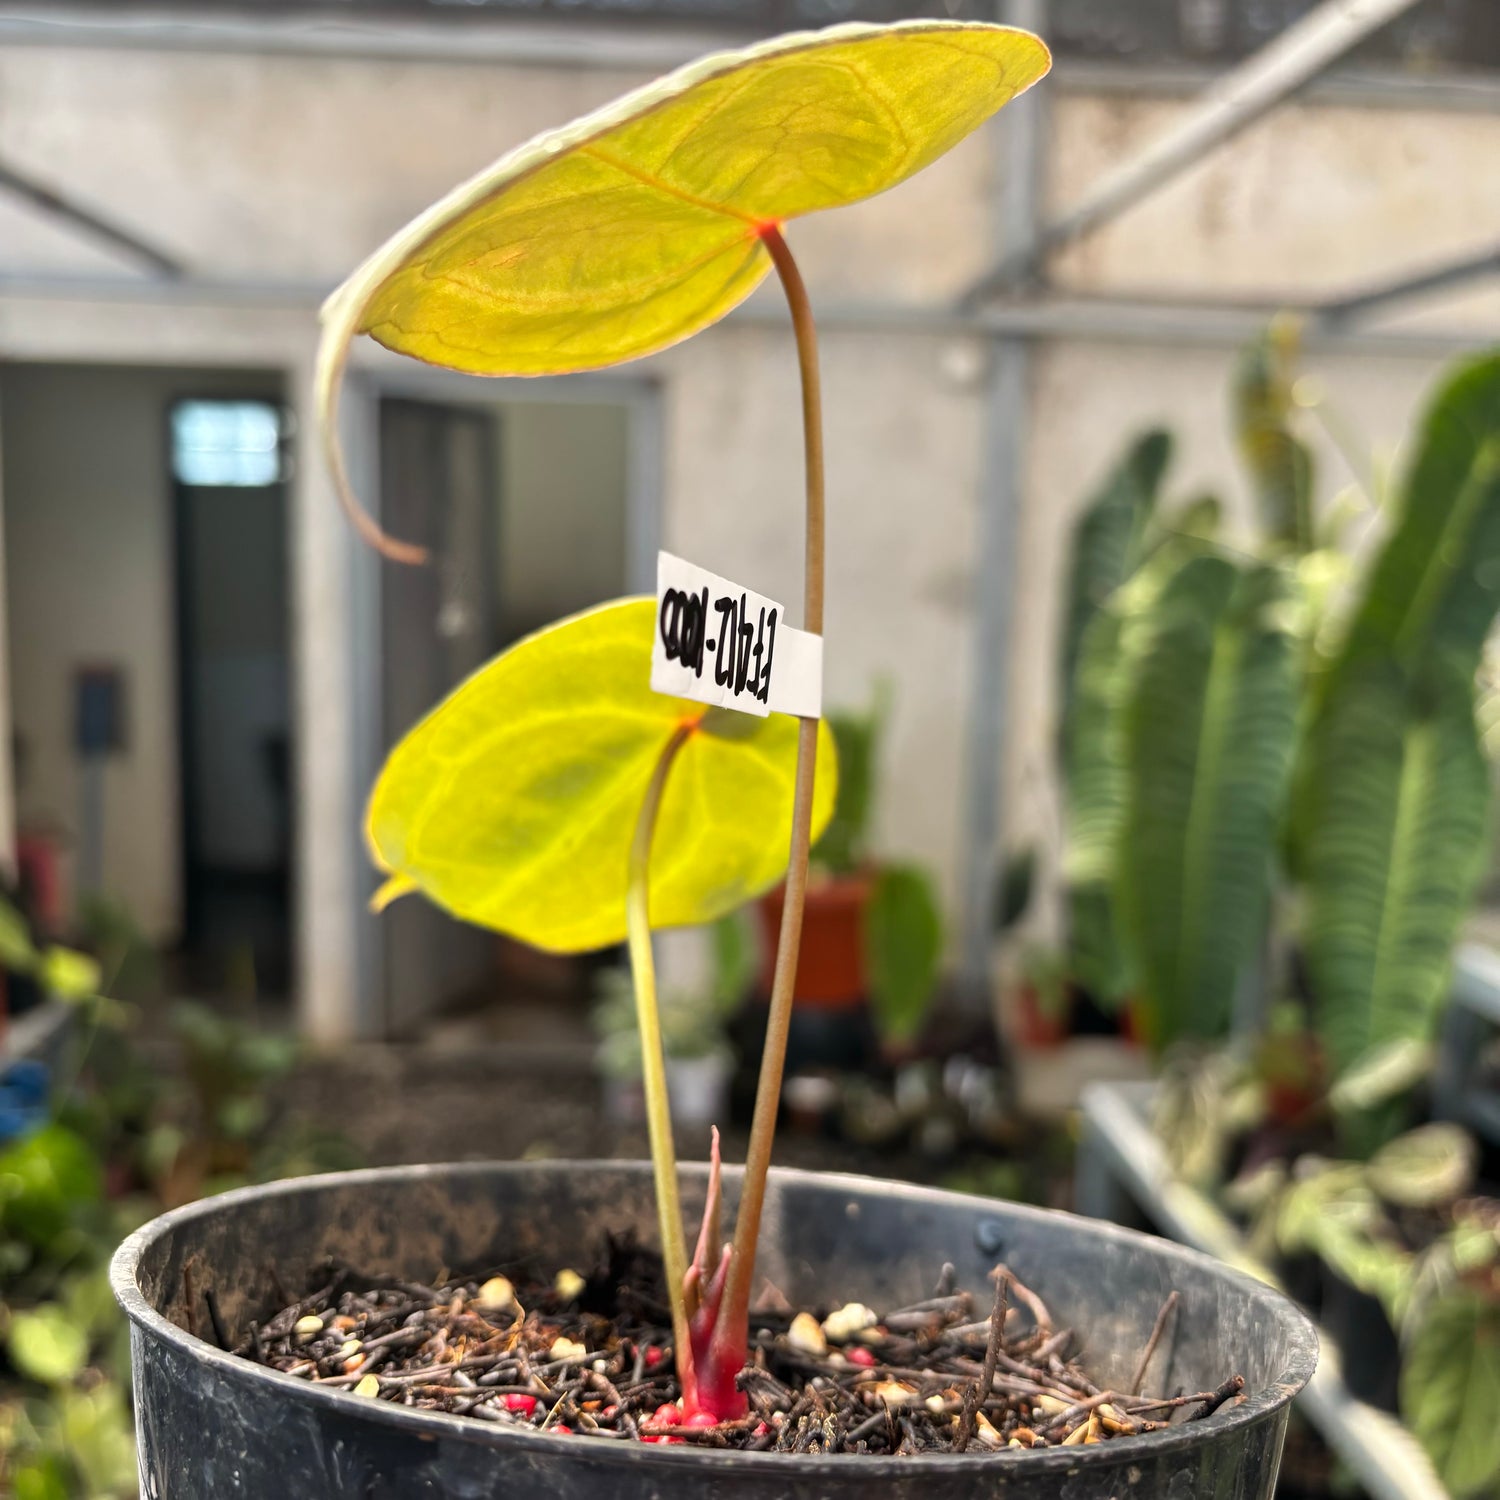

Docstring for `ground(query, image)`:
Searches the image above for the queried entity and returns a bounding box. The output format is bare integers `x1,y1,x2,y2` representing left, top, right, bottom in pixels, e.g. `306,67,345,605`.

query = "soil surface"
245,1248,1242,1457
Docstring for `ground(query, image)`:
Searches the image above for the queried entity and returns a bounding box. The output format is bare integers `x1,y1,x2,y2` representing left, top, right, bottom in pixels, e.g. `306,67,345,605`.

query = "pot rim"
111,1160,1317,1477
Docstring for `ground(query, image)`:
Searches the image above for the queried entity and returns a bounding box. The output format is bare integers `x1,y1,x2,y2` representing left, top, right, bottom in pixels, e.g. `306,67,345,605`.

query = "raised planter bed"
1077,1079,1451,1500
1435,943,1500,1150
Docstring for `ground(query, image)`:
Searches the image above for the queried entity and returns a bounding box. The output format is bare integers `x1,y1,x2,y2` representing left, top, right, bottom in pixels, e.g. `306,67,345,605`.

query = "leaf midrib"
1362,711,1436,1064
1392,436,1500,665
1172,613,1246,1035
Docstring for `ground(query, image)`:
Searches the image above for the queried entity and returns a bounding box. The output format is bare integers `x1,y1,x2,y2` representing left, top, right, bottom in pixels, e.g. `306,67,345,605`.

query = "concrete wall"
0,363,282,943
2,28,1499,1030
663,322,986,910
1047,90,1500,320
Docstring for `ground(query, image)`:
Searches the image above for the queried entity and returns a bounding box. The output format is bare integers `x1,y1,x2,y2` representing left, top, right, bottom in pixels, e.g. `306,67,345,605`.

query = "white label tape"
650,551,823,719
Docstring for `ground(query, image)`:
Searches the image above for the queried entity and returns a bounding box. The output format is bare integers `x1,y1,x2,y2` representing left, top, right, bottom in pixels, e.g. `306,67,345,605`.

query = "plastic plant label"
651,551,822,719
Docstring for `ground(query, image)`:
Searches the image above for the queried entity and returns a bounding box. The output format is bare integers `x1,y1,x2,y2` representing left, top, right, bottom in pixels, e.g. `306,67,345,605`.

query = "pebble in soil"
240,1241,1244,1456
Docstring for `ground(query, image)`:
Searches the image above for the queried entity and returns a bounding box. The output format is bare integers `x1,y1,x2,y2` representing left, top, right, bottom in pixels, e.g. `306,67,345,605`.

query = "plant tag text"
651,551,822,719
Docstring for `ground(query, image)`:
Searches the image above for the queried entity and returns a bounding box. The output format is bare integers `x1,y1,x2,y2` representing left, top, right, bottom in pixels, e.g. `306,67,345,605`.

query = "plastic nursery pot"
113,1162,1316,1500
1013,983,1071,1049
1320,1265,1400,1413
758,876,872,1009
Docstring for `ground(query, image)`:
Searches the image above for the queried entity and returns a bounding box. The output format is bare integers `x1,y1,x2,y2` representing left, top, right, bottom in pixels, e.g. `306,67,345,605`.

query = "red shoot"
677,1129,749,1421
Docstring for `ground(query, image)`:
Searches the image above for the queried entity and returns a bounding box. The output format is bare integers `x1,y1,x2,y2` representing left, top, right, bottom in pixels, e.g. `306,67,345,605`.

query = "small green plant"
813,701,884,879
0,907,354,1495
1225,1128,1500,1499
809,692,945,1046
591,914,751,1082
316,21,1050,1418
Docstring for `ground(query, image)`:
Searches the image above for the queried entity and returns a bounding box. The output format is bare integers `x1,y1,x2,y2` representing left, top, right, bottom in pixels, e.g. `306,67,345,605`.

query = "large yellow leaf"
316,21,1049,555
367,598,837,952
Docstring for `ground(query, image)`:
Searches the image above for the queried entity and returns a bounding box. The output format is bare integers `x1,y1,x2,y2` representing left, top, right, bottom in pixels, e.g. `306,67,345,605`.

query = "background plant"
0,903,353,1497
812,691,944,1047
1223,1125,1500,1499
1052,334,1500,1084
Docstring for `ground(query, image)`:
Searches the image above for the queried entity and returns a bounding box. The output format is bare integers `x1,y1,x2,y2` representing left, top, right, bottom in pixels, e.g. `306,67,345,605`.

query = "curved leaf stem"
720,223,825,1341
626,720,697,1373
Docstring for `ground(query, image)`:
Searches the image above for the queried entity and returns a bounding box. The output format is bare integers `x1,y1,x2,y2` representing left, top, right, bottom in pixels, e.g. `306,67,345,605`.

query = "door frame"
341,355,664,1039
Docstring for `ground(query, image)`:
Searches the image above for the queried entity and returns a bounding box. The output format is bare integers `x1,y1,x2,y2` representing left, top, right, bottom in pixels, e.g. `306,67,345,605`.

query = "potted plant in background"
593,916,752,1128
114,22,1314,1498
755,693,945,1070
758,702,882,1022
1050,329,1500,1063
1073,333,1500,1497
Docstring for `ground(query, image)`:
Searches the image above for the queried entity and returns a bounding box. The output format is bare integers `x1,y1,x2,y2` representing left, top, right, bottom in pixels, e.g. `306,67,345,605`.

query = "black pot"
112,1162,1316,1498
1320,1266,1400,1413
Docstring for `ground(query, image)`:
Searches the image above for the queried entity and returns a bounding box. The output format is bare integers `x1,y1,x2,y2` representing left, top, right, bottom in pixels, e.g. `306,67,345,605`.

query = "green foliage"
1115,557,1298,1046
991,845,1035,934
0,976,351,1495
1017,945,1071,1024
1232,319,1315,554
0,1125,103,1259
814,695,885,877
1057,428,1171,747
1367,1123,1477,1210
0,891,101,1005
1332,351,1500,687
1402,1291,1500,1500
866,865,943,1044
1061,533,1211,1009
1293,354,1500,1076
1056,340,1500,1064
805,688,947,1042
709,910,756,1011
172,999,300,1147
12,1455,71,1500
1327,1036,1433,1118
0,899,37,971
592,911,755,1078
75,893,162,1002
7,1307,89,1388
1301,660,1490,1075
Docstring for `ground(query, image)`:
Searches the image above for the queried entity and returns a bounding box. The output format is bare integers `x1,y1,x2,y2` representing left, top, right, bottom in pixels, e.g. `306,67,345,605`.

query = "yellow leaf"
316,20,1049,555
366,598,837,953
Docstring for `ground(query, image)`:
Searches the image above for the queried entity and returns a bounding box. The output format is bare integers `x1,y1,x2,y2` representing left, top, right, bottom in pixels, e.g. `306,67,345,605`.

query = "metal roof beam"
960,0,1426,307
1317,240,1500,326
0,157,185,279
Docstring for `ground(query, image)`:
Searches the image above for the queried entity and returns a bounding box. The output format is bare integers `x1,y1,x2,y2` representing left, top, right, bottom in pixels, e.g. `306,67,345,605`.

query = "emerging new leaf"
367,598,837,952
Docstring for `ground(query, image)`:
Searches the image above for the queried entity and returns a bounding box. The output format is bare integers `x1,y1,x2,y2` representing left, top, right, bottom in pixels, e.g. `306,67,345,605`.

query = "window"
170,400,285,488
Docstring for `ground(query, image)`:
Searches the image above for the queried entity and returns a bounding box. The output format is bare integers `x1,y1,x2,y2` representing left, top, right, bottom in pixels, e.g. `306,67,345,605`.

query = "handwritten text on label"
650,553,822,719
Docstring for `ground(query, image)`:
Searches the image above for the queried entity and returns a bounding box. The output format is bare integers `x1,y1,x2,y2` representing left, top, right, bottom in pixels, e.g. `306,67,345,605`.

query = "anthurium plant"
316,20,1050,1422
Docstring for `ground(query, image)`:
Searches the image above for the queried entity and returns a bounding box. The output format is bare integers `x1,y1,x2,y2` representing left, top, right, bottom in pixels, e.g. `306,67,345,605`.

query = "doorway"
170,396,293,997
0,364,291,1005
373,391,638,1039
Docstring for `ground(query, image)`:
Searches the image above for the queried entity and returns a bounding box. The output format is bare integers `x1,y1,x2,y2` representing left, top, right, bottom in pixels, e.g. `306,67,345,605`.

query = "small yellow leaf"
366,598,836,953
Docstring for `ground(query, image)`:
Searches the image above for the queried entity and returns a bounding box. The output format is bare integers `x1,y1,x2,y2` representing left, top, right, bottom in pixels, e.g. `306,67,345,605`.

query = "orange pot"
757,875,872,1010
1014,982,1069,1049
